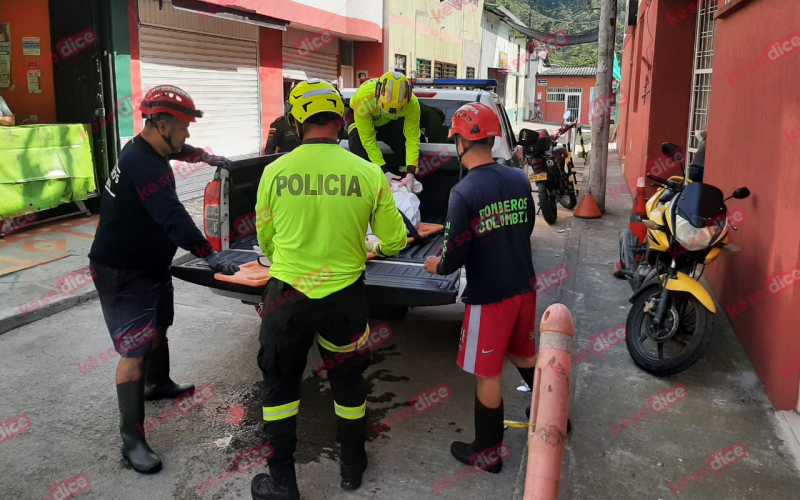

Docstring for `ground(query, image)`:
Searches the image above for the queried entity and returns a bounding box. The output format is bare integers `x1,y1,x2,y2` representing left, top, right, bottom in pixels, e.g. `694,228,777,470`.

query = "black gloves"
205,252,240,275
205,154,232,168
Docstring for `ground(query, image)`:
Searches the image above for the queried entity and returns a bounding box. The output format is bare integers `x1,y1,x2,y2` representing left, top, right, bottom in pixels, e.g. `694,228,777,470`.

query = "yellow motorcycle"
617,143,750,376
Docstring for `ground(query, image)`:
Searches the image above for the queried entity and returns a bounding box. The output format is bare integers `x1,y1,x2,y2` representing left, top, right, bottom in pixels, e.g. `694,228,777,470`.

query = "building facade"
386,0,483,81
479,5,527,125
616,0,800,411
111,0,385,199
533,66,596,125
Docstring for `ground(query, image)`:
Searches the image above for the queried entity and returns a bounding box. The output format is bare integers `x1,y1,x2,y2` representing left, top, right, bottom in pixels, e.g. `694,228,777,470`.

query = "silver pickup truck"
170,79,525,317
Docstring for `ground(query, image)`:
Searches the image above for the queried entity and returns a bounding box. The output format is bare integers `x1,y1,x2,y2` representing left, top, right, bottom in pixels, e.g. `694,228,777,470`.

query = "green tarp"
0,124,95,218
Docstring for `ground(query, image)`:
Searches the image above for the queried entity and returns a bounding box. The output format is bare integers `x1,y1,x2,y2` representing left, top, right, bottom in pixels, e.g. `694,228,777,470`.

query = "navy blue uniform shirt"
436,163,536,305
89,136,213,275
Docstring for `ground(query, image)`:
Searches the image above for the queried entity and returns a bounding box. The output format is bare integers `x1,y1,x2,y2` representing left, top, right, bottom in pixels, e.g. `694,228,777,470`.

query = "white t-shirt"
0,96,12,117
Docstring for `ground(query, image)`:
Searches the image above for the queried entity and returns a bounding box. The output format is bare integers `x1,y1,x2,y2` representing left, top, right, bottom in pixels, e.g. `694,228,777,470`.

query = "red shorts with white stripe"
457,292,537,377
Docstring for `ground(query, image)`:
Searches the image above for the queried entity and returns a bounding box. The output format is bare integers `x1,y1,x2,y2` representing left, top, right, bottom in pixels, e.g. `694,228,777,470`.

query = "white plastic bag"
366,180,422,236
392,184,421,228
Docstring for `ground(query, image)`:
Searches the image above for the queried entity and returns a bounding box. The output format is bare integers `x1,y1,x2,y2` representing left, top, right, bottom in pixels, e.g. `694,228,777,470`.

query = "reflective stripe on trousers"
263,400,300,421
317,325,369,353
334,400,366,420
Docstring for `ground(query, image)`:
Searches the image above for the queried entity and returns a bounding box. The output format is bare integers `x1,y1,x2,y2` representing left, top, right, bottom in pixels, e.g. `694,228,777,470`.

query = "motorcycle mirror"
732,187,750,199
661,142,681,156
518,129,538,146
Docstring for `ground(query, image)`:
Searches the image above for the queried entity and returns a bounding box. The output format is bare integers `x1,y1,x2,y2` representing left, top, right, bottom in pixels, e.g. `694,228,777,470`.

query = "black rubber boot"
117,381,162,473
450,395,504,474
525,407,572,434
251,461,299,500
339,416,368,490
144,339,194,401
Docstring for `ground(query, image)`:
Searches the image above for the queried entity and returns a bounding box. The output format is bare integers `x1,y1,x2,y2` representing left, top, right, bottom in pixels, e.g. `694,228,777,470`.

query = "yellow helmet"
286,79,345,125
375,71,413,114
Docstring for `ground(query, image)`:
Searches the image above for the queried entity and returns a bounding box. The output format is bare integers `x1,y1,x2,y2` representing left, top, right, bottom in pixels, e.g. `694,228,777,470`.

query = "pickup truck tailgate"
170,249,459,307
171,250,263,298
365,261,460,307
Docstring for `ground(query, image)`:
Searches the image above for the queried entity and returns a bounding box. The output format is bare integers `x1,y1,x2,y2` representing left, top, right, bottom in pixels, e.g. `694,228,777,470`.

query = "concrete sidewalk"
512,155,800,499
0,198,206,335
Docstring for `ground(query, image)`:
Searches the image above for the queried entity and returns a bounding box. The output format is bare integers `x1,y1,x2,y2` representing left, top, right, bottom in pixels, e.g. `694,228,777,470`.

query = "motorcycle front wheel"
558,182,578,209
537,183,558,225
625,286,712,376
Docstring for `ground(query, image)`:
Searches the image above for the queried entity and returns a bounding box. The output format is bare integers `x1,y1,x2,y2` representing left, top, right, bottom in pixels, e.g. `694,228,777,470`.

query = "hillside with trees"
493,0,626,67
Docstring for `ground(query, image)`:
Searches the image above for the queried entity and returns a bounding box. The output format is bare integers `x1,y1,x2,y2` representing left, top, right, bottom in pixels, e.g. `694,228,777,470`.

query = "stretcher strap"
263,400,300,421
400,211,425,242
317,324,370,353
334,400,367,420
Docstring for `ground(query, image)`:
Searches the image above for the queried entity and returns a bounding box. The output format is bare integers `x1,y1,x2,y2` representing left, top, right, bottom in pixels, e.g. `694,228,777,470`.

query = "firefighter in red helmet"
89,85,240,474
423,102,538,473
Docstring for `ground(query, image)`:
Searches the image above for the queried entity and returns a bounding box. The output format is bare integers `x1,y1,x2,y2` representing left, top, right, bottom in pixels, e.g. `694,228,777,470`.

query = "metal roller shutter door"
140,26,261,200
282,28,339,82
282,48,339,82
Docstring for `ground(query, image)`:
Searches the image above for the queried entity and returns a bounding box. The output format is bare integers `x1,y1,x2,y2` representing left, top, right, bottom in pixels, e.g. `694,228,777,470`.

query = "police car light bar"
411,78,498,89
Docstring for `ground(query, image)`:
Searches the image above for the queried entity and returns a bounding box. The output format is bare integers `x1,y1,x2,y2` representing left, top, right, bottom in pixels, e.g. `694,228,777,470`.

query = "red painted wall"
353,41,384,82
616,0,696,198
0,0,57,123
259,27,284,149
703,0,800,411
535,76,594,125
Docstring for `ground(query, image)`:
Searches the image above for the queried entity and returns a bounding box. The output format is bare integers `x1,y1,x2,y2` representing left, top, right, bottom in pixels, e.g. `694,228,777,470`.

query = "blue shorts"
91,260,174,358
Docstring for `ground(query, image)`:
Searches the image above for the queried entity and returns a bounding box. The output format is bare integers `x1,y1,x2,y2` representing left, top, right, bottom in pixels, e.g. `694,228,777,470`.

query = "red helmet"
140,85,203,123
448,103,502,142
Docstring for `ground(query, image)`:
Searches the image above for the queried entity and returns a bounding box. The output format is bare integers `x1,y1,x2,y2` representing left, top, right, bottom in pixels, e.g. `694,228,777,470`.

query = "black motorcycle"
549,114,580,210
518,126,576,225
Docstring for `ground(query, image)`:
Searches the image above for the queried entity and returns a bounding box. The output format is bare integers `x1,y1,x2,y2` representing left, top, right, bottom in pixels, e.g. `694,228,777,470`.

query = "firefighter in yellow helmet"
250,79,407,500
345,71,421,187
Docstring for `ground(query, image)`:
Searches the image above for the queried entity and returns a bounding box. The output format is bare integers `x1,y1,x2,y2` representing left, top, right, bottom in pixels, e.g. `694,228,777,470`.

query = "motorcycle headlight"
674,214,718,251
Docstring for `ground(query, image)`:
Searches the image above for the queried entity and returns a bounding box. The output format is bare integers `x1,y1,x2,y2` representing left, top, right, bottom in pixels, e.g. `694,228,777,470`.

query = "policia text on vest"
276,174,362,197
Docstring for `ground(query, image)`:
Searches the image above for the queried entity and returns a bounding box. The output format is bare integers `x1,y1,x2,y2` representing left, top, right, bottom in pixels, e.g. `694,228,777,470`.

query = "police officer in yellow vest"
251,79,407,500
345,71,421,185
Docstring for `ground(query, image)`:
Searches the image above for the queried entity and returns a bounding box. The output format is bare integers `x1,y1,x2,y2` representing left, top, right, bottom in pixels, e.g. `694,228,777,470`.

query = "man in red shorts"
424,102,537,473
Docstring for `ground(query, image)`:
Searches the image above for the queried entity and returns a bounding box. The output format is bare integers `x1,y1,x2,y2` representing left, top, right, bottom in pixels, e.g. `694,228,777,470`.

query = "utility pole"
588,0,617,212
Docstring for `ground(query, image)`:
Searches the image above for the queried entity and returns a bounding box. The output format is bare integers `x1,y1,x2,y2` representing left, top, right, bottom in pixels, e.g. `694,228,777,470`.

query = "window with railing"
546,87,582,102
434,62,458,79
466,67,476,78
416,59,432,79
395,55,407,75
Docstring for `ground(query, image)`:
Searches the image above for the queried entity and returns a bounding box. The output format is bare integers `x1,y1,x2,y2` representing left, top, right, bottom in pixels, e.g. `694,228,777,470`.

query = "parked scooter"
616,142,751,376
518,112,579,225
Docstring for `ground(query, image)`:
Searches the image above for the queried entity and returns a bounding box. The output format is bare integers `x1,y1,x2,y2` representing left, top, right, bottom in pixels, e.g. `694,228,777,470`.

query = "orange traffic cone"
630,176,647,244
574,193,602,219
524,304,574,500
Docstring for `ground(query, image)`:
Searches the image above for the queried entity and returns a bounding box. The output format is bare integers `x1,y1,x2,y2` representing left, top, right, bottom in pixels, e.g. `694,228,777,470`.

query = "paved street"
0,199,572,500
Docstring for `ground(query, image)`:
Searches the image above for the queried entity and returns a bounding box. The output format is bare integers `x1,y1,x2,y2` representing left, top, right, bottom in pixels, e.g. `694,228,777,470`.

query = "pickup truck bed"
169,145,463,310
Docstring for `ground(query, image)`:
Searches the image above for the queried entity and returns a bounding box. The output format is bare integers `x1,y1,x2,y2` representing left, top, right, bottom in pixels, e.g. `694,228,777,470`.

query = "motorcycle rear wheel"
626,287,712,376
538,184,558,225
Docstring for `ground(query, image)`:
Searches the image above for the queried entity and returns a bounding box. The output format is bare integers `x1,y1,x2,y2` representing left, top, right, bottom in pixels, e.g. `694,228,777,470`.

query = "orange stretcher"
367,222,444,259
214,260,271,287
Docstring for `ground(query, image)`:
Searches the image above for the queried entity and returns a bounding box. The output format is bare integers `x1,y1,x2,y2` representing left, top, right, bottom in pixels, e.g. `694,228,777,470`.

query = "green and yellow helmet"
285,79,345,125
375,71,413,114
